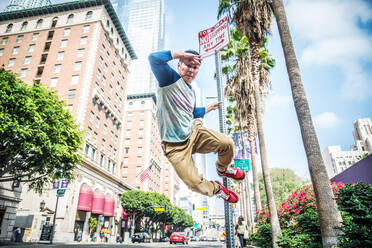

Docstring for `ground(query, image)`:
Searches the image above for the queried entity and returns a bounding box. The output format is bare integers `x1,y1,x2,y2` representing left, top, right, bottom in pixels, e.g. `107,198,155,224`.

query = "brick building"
123,93,180,205
0,0,137,243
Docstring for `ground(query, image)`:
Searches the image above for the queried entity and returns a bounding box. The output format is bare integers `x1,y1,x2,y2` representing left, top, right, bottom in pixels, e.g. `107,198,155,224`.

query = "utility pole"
215,51,235,248
50,193,60,244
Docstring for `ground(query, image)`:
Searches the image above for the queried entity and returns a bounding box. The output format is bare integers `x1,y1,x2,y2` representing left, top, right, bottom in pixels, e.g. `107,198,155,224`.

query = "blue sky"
1,0,371,183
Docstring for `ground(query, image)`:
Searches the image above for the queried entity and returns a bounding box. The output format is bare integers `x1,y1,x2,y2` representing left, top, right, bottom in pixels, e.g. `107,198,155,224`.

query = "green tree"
270,0,343,246
258,168,306,206
0,68,83,192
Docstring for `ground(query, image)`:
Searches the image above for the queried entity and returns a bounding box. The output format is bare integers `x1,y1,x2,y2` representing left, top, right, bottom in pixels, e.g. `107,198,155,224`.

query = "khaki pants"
161,120,234,196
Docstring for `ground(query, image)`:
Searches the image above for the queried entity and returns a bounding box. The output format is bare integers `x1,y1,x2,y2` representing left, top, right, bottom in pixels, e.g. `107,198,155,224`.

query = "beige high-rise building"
0,0,138,243
122,93,180,205
322,117,372,178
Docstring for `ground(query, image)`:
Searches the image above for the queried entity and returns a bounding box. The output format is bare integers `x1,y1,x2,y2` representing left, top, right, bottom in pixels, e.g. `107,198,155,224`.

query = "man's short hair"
179,50,201,64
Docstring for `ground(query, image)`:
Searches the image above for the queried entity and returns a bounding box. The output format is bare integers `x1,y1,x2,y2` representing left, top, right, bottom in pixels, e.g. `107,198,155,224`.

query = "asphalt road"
0,241,225,248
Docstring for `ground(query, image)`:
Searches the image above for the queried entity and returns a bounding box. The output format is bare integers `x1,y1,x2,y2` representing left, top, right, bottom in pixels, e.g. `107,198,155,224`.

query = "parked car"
131,232,151,243
170,232,189,244
190,236,199,241
199,235,207,241
159,236,170,242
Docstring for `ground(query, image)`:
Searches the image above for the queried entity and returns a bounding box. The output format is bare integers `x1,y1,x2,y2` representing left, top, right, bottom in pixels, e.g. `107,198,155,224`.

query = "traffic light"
164,204,168,211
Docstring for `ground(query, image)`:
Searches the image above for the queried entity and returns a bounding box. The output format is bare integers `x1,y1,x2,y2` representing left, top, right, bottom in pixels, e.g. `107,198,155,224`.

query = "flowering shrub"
251,182,346,248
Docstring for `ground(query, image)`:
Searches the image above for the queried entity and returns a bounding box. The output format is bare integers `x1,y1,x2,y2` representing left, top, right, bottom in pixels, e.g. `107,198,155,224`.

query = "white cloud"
287,0,372,100
314,112,340,129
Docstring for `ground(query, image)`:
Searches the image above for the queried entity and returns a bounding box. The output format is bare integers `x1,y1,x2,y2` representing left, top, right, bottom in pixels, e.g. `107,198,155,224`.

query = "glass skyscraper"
4,0,51,12
112,0,165,94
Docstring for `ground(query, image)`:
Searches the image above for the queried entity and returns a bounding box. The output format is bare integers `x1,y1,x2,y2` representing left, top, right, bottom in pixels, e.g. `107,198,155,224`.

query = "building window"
16,35,23,43
57,51,64,60
103,124,107,135
139,120,144,126
12,46,19,55
102,76,106,85
20,68,27,78
101,139,105,149
99,56,103,66
89,111,94,122
127,121,132,127
60,39,68,48
123,166,128,174
84,144,89,156
0,48,3,56
139,129,144,135
83,25,90,33
99,154,104,167
136,166,141,173
125,139,130,145
108,84,113,94
36,19,43,29
28,44,35,52
6,23,13,33
8,58,15,67
104,63,108,72
124,157,129,164
74,61,82,71
95,116,100,128
80,36,88,45
54,64,61,73
85,11,93,20
36,66,44,77
20,21,28,31
124,147,129,154
138,147,142,153
104,33,107,42
91,148,96,161
101,44,105,53
24,56,31,65
138,138,143,145
97,69,101,79
126,129,131,136
67,89,76,99
64,28,71,36
50,77,58,87
127,112,133,118
70,75,79,85
32,33,39,41
67,14,74,24
44,42,51,52
51,17,58,28
1,37,8,45
77,48,85,58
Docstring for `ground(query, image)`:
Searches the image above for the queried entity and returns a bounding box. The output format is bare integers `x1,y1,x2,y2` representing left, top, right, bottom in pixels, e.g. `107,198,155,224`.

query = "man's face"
177,58,200,84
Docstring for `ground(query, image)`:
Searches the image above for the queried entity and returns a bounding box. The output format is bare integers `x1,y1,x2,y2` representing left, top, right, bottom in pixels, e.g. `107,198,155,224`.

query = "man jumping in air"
148,50,245,203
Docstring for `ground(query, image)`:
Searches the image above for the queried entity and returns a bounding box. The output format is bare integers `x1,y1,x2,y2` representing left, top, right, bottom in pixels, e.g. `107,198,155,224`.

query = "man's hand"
171,51,202,65
182,52,202,66
206,101,222,114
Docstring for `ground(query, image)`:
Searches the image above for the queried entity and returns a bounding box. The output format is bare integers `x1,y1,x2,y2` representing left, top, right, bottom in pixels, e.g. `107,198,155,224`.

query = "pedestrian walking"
14,227,21,242
235,216,247,247
148,50,246,203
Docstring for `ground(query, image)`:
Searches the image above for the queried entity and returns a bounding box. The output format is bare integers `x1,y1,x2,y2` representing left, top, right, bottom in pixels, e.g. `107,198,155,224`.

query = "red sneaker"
217,167,246,180
215,181,239,203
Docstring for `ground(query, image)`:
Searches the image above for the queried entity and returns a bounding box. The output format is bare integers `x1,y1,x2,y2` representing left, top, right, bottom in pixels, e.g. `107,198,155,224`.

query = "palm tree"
218,1,281,246
222,29,258,227
270,0,342,247
226,99,253,231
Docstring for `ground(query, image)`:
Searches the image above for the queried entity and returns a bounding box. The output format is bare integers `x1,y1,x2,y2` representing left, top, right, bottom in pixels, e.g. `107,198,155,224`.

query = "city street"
0,241,224,248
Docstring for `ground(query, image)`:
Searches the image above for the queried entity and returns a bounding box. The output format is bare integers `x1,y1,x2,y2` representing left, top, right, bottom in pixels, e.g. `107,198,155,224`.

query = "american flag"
139,164,153,182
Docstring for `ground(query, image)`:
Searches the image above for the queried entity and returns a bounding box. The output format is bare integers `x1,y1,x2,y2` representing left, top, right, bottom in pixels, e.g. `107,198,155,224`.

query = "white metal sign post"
198,16,230,59
199,16,234,248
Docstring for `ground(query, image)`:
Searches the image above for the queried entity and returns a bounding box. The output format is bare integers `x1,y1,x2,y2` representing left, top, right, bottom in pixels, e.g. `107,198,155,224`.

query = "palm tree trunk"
271,0,342,247
251,43,281,248
249,137,261,212
240,129,253,231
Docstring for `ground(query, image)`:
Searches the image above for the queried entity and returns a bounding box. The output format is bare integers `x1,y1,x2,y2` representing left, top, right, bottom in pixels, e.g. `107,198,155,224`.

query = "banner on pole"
231,132,257,160
198,16,230,58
